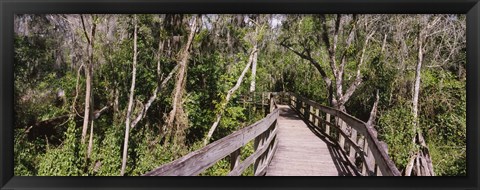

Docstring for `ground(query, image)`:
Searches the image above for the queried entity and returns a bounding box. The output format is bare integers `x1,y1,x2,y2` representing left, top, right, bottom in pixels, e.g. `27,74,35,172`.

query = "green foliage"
201,158,231,176
129,130,184,176
88,126,123,176
14,130,38,176
37,119,84,176
429,142,466,176
378,105,416,169
419,69,466,176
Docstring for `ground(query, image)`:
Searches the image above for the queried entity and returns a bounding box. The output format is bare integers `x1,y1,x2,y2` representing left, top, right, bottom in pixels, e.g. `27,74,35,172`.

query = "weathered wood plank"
266,105,352,176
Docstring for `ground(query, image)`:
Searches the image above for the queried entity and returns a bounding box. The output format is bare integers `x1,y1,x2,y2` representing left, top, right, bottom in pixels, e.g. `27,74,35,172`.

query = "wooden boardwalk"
265,105,359,176
144,92,401,176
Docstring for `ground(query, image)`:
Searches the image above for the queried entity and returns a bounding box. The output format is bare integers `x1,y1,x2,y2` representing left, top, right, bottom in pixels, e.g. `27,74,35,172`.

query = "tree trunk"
131,63,179,128
80,15,96,144
411,23,435,176
79,16,92,140
121,15,138,176
249,24,259,93
204,47,258,145
367,90,380,126
71,64,84,117
164,16,198,145
81,66,92,144
87,92,95,158
412,31,423,140
249,50,258,93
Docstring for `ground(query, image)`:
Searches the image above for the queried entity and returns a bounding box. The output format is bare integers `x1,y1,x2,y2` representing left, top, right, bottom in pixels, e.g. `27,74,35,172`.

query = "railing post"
325,113,331,135
262,92,265,108
290,95,294,107
338,119,346,150
296,97,300,111
362,138,375,176
254,128,269,176
309,105,314,122
314,108,319,127
261,129,270,171
253,134,261,174
230,148,241,171
270,95,275,113
349,128,358,162
376,165,383,176
301,101,305,114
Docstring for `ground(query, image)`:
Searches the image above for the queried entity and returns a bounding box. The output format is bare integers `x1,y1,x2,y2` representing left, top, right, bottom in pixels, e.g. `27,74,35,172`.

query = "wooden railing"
236,92,281,115
281,92,401,176
143,91,399,176
143,101,279,176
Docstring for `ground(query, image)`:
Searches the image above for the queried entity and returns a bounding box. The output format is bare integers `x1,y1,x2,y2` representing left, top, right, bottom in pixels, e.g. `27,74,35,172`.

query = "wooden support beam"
349,128,358,162
309,105,314,122
338,119,346,150
326,113,331,135
230,148,241,171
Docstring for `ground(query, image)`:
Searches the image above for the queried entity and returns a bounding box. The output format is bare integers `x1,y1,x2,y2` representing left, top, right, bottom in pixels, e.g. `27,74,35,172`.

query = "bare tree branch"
204,48,258,145
341,30,375,105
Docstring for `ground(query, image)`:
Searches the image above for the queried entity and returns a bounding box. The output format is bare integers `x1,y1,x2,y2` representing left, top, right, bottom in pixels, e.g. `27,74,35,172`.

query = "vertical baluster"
270,95,275,113
242,94,246,108
304,103,307,118
256,126,272,176
309,105,313,122
325,113,331,135
296,97,300,111
301,101,304,114
253,133,261,175
230,148,241,171
262,92,265,108
262,129,270,171
376,165,383,176
338,119,346,150
314,108,319,127
291,95,294,107
361,137,368,175
349,128,357,162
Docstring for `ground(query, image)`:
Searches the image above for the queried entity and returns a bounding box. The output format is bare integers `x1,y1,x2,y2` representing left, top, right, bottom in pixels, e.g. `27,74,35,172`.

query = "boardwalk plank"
266,105,359,176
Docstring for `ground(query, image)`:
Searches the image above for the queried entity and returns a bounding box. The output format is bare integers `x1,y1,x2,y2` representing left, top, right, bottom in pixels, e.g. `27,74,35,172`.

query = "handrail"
143,108,279,176
282,92,401,176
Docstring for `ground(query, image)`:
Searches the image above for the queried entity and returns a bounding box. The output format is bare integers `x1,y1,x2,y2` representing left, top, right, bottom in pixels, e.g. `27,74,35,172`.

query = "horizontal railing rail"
143,107,279,176
281,92,401,176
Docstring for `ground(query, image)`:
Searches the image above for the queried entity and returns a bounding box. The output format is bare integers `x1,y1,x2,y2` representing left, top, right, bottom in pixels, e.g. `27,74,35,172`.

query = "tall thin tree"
121,14,138,176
